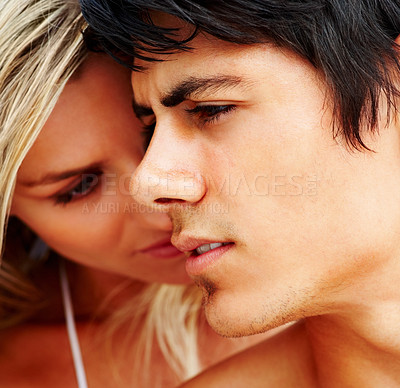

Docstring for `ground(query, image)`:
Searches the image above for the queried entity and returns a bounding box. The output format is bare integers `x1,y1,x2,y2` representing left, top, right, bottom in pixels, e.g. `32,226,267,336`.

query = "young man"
80,1,400,386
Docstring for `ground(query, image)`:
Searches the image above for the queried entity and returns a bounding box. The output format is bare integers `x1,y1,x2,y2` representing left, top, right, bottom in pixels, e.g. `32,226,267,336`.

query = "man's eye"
142,122,155,150
185,104,236,126
53,171,102,206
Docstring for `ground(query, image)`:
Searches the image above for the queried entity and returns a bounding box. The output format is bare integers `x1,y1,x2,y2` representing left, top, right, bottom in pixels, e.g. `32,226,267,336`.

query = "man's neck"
306,293,400,387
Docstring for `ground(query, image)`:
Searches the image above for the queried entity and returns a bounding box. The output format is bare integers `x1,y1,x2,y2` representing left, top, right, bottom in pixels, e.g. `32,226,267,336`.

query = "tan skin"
1,54,269,387
179,321,316,388
129,12,400,387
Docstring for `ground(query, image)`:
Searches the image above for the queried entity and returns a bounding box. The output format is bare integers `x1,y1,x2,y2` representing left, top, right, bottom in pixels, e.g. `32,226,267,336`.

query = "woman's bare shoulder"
179,321,315,388
0,323,75,388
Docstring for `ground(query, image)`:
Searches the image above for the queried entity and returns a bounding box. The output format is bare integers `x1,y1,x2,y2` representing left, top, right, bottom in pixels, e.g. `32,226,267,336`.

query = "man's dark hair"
80,0,400,149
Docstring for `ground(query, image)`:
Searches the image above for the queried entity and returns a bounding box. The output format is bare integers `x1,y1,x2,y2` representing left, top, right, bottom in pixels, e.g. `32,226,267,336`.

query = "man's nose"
130,130,206,211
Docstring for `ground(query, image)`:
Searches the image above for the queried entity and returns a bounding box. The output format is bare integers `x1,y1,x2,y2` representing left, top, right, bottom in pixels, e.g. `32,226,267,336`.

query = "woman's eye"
185,104,236,126
141,122,155,151
53,171,102,206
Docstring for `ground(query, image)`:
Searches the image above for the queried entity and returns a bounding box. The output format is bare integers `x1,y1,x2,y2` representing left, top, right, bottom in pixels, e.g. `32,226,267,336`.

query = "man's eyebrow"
161,75,245,108
132,98,154,120
18,162,104,187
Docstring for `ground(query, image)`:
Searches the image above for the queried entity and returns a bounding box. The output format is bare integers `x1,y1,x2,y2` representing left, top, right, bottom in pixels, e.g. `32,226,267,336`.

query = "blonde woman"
0,0,268,387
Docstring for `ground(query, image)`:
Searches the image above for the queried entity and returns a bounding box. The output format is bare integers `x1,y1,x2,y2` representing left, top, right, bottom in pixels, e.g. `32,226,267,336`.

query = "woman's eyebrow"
18,162,104,187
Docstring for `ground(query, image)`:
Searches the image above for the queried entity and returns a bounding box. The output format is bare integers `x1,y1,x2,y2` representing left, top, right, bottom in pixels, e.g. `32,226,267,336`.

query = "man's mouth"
194,242,232,256
172,235,233,255
182,239,234,276
172,236,234,275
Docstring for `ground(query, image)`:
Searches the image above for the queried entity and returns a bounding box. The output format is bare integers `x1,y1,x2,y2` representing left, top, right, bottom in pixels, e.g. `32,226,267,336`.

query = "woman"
0,1,266,387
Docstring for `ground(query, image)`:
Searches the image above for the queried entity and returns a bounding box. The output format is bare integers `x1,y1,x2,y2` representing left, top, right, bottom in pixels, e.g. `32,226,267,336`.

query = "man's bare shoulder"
180,320,316,388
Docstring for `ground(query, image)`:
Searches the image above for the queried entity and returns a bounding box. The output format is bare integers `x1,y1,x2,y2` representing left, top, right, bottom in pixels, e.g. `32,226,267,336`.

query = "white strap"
59,259,89,388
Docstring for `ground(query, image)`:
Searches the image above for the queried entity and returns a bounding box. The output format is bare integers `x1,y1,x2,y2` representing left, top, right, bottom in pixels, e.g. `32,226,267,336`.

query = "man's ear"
395,34,400,46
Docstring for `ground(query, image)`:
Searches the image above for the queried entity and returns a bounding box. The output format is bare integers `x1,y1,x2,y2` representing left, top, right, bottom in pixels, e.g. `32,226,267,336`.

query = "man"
81,1,400,386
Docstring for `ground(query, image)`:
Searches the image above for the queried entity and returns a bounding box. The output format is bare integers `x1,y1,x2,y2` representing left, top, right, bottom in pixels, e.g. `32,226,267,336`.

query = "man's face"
131,30,400,336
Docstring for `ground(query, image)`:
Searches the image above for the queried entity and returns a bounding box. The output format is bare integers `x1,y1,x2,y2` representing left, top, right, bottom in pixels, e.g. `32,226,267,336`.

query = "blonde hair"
103,283,202,386
0,0,87,326
0,0,87,249
0,0,203,384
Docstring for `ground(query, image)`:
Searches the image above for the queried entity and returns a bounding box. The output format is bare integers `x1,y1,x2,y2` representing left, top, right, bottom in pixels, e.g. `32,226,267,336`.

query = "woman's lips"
139,239,183,259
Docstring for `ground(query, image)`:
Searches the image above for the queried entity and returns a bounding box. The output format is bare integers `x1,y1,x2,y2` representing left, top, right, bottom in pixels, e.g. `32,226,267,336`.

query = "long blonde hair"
0,0,202,384
0,0,88,326
0,0,87,249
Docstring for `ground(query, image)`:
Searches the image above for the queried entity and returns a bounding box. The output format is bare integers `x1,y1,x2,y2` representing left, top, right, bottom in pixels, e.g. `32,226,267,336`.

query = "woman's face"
12,55,190,284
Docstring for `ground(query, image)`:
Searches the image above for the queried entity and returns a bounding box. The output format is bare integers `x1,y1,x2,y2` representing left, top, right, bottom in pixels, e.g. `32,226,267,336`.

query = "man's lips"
138,238,183,259
183,241,234,276
172,235,234,255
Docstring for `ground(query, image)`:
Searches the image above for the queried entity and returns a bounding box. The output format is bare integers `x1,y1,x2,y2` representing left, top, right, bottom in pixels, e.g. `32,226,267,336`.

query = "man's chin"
203,304,258,338
204,303,290,338
197,286,259,337
197,282,297,338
